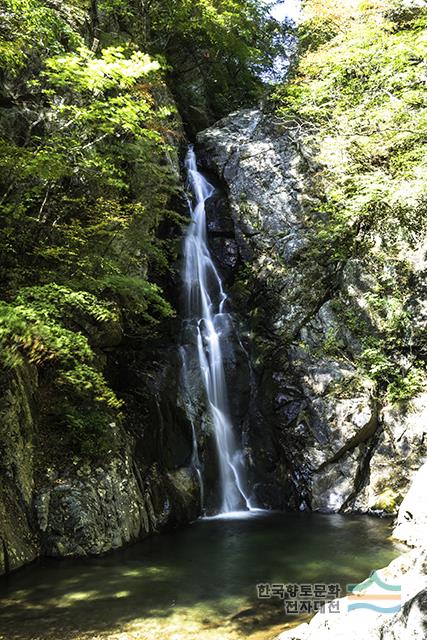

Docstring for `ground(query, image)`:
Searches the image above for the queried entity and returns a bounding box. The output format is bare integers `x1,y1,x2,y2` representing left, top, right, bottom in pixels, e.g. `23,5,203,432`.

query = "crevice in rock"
315,405,379,472
340,421,385,513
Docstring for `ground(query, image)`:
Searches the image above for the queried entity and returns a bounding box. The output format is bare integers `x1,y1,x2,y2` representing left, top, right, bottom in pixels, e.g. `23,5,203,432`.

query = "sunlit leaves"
0,0,182,453
273,1,427,239
0,0,83,72
145,0,285,117
45,46,160,94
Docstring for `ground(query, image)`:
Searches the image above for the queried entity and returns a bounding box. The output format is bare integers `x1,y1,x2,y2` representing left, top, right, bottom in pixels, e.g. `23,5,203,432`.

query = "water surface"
0,513,401,640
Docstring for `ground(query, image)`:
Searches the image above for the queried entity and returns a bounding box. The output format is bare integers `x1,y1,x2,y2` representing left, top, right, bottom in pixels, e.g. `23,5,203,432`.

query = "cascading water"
181,146,254,514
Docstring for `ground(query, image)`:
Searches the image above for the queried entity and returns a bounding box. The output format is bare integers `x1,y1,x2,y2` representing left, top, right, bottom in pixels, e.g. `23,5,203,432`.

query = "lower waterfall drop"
181,146,255,515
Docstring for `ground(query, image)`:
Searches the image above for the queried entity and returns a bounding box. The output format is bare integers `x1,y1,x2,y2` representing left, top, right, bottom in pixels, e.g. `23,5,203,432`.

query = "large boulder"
35,455,200,557
394,461,427,548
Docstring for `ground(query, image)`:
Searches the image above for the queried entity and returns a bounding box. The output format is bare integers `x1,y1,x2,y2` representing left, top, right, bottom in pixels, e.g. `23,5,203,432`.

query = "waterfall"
181,146,254,514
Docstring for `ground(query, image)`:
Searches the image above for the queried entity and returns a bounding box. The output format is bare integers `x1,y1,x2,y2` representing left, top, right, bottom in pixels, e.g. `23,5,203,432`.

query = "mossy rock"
372,489,399,514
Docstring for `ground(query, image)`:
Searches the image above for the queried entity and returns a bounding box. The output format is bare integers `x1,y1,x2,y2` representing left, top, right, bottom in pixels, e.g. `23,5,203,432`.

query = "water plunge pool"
0,512,402,640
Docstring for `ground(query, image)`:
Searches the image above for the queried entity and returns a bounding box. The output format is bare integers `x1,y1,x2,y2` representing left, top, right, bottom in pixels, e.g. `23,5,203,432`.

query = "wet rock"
197,109,427,515
0,364,40,574
0,344,201,573
34,451,201,558
35,454,147,556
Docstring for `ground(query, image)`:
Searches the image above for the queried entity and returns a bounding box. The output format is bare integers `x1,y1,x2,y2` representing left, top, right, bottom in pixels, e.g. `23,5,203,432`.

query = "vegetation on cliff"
272,0,427,403
0,0,284,455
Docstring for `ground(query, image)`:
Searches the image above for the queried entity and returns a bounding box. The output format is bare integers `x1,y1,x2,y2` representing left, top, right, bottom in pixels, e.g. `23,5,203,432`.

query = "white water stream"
181,147,255,514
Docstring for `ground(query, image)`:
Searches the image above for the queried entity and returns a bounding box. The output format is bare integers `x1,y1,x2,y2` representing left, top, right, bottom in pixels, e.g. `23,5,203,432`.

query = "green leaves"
44,46,160,94
0,286,121,409
274,0,427,245
145,0,286,122
273,0,427,405
0,4,179,298
15,284,119,324
0,0,83,73
0,0,184,455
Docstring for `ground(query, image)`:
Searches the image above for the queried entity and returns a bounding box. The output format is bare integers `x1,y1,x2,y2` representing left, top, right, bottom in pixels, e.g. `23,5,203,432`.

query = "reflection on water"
0,513,401,640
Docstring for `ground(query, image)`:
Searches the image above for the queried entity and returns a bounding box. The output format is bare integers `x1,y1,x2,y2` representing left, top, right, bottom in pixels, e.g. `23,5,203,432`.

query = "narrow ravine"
0,1,426,639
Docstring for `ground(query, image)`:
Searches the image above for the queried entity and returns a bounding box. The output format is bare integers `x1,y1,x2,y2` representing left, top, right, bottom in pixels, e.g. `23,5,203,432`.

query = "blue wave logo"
347,570,401,614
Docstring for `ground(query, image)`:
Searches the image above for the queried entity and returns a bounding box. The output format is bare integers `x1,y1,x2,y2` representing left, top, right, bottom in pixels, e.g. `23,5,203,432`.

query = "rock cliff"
197,108,426,515
1,105,425,577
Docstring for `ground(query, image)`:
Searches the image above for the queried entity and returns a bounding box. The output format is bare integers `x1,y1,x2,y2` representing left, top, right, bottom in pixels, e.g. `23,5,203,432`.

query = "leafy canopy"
0,0,180,456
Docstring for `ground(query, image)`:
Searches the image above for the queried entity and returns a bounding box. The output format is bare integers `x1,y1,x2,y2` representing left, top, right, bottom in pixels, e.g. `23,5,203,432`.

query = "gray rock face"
0,349,201,575
34,454,198,558
35,455,146,557
1,105,425,576
0,365,39,574
378,588,427,640
197,109,427,513
394,461,427,548
354,395,427,515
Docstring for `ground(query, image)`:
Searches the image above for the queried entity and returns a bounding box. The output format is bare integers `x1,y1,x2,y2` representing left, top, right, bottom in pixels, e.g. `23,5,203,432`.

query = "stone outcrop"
0,347,200,575
197,109,427,514
0,364,39,574
277,548,427,640
394,460,427,548
34,453,198,558
1,105,425,577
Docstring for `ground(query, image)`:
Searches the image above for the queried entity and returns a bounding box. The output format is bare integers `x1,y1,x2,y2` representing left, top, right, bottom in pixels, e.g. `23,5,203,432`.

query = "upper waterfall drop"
181,146,254,515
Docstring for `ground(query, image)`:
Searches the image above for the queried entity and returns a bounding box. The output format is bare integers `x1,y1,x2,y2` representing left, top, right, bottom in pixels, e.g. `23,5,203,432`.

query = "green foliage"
62,405,118,459
94,275,175,332
371,488,398,513
0,285,121,407
297,17,340,54
15,284,118,324
0,0,184,456
385,0,427,29
0,0,83,72
143,0,287,119
359,340,425,404
0,14,180,292
320,291,426,404
272,0,427,405
272,4,427,247
317,327,345,359
44,45,160,94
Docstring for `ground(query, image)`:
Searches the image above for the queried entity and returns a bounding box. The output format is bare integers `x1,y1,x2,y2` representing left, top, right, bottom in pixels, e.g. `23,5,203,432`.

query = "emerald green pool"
0,513,402,640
